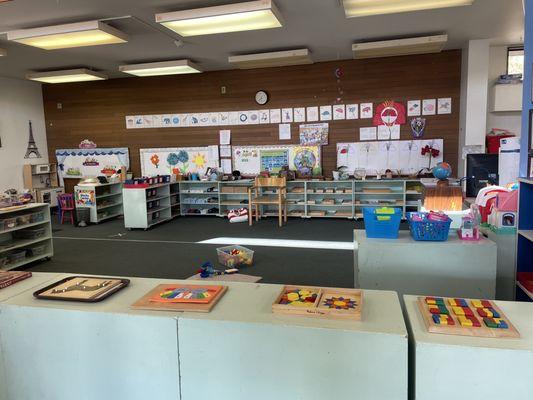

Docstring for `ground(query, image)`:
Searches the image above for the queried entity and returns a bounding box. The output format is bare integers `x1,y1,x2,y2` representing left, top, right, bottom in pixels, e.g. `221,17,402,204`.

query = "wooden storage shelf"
75,182,123,224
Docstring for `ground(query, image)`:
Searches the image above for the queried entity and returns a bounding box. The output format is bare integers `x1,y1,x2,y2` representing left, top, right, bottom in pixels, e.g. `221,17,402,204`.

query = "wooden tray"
34,276,130,302
272,285,363,320
131,284,227,313
417,296,520,338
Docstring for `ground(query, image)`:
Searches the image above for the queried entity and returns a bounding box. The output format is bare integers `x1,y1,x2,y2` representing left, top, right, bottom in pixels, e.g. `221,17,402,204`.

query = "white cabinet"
74,182,123,223
123,183,175,229
491,84,523,112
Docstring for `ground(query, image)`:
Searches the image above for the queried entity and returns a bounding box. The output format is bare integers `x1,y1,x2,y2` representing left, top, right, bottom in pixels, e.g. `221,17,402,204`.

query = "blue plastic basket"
363,207,402,239
407,212,452,241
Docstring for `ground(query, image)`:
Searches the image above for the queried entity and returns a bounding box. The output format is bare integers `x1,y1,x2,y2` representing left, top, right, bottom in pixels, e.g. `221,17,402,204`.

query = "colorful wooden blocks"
483,318,509,329
448,298,468,307
451,306,473,317
432,314,455,325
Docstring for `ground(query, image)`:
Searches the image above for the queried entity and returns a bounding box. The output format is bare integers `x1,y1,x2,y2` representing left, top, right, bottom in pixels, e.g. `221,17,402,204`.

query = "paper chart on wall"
233,145,321,176
346,104,359,120
140,146,220,177
336,139,443,175
306,106,319,122
281,108,293,123
294,108,306,122
270,109,281,124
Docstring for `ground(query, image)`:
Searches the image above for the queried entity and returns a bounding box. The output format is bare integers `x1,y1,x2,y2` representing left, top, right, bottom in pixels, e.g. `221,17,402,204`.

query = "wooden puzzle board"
34,276,129,302
272,285,363,320
131,284,228,313
417,296,520,338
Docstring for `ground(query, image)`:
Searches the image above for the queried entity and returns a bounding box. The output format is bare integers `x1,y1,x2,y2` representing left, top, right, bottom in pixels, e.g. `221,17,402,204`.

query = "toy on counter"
487,190,518,231
198,262,239,278
458,212,480,241
407,211,452,241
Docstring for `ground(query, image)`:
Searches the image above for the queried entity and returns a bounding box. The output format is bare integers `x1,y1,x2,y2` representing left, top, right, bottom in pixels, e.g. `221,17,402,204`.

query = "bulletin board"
336,139,444,174
55,148,130,185
233,145,321,175
140,146,220,177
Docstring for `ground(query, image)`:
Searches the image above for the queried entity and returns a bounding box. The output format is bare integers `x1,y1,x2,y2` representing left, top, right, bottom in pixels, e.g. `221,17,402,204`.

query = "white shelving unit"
123,183,175,229
0,203,53,271
179,181,220,216
169,182,181,218
75,182,123,223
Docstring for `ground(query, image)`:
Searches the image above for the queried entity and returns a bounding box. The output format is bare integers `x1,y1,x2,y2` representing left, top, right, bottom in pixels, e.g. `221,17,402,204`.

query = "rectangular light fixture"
119,60,202,77
352,35,448,59
229,48,312,69
155,0,283,37
343,0,474,18
7,20,128,50
26,69,108,84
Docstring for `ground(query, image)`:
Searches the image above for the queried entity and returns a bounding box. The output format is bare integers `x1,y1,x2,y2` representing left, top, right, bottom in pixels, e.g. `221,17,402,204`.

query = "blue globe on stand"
432,162,452,181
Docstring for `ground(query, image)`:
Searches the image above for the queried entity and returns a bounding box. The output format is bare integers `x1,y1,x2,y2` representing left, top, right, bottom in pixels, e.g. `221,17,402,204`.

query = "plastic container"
1,217,17,230
26,244,46,257
7,250,26,264
217,245,254,268
30,211,45,223
363,207,402,239
13,227,46,240
16,214,32,226
407,212,452,241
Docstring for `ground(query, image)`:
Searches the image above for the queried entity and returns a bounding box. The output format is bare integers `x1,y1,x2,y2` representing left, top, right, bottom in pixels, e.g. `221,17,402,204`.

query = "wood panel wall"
43,50,462,176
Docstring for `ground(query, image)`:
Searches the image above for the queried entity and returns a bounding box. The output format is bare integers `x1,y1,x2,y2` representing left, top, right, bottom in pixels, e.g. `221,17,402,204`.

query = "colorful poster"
75,189,95,207
260,149,289,173
346,104,359,120
373,101,406,126
140,146,219,176
360,103,373,119
438,98,452,114
299,123,329,146
319,105,332,121
333,104,346,120
294,107,306,122
306,106,319,122
407,100,421,116
281,108,293,123
422,99,436,115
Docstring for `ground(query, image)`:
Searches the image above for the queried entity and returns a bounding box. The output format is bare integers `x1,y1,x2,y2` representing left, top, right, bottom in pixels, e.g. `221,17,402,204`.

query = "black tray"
33,275,130,303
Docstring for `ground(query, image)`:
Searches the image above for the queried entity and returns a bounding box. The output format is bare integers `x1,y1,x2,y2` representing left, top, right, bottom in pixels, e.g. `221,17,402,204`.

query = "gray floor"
27,216,362,287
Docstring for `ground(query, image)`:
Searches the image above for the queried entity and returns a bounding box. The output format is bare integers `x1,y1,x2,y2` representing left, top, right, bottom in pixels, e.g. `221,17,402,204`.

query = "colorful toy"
487,190,518,230
216,245,254,267
198,262,239,278
273,286,363,320
417,296,520,338
458,213,480,241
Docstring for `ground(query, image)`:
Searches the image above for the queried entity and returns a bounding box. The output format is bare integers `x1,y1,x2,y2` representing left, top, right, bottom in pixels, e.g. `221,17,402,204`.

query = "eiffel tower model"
24,120,41,159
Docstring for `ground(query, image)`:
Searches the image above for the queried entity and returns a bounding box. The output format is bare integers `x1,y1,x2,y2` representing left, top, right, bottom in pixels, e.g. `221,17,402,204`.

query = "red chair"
58,193,75,225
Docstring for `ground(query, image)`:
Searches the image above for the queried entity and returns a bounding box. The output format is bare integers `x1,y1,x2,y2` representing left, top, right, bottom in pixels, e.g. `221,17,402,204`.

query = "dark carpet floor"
25,216,407,288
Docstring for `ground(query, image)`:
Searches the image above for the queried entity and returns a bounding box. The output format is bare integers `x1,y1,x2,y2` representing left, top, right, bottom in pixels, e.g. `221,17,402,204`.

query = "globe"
432,162,452,180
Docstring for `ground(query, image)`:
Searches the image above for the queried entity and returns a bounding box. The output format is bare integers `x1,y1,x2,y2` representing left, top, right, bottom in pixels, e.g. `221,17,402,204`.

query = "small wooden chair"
58,193,75,225
248,177,287,227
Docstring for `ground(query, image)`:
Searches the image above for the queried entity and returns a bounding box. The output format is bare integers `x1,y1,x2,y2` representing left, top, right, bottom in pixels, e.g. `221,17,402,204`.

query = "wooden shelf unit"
74,182,123,224
0,203,53,271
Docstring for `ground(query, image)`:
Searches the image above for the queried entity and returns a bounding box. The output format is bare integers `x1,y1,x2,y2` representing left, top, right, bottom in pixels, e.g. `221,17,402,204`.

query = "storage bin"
0,254,8,267
16,214,32,225
7,250,26,264
1,217,17,230
217,245,254,268
26,244,46,257
363,207,402,239
13,227,46,240
407,212,452,241
30,211,45,223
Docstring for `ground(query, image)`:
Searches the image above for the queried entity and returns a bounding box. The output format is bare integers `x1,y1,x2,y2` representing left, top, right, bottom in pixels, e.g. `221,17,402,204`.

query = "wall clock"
255,90,269,105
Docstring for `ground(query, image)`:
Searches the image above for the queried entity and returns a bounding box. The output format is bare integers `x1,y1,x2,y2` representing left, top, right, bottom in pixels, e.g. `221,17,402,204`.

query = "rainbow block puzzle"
477,308,501,318
452,306,474,317
457,315,481,327
484,318,509,329
425,297,445,305
429,305,449,315
448,298,468,307
432,314,455,325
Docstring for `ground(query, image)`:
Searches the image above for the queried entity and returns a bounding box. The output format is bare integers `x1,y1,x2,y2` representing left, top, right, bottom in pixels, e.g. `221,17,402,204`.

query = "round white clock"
255,90,269,105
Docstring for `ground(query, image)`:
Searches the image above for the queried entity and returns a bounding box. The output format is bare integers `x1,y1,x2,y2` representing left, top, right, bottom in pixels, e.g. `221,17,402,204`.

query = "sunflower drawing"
192,153,206,169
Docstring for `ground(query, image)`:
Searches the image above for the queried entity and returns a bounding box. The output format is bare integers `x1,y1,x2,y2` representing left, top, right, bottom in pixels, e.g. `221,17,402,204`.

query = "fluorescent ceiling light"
156,0,282,37
229,48,313,69
7,20,128,50
0,48,6,56
26,69,108,84
352,35,448,59
119,60,202,77
343,0,474,18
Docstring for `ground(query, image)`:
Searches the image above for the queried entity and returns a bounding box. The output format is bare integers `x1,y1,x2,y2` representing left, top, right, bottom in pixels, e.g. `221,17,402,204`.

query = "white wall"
0,77,48,191
486,45,523,136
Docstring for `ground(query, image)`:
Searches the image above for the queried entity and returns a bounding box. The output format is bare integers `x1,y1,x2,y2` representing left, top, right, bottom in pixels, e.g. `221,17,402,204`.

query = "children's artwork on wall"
407,100,421,116
422,99,437,115
281,108,293,123
142,115,154,128
152,115,162,128
270,109,281,124
306,106,319,122
333,104,346,120
219,112,229,125
299,123,329,146
228,112,239,125
140,146,219,177
335,138,443,175
125,116,135,129
411,117,426,138
319,105,332,121
373,100,406,127
294,107,306,122
160,115,172,127
131,284,228,312
249,110,260,125
259,110,270,124
378,124,400,140
360,127,377,141
238,111,248,124
346,104,359,119
360,103,373,119
261,149,289,173
437,98,452,114
233,145,321,175
55,147,130,185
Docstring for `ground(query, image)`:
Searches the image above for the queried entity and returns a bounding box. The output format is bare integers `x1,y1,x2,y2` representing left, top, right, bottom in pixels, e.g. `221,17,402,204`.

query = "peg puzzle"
131,284,227,312
272,286,363,320
33,276,130,302
417,296,520,338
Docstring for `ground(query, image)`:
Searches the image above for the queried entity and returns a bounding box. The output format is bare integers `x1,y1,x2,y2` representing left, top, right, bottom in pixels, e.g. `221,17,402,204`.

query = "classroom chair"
58,193,75,225
248,177,287,227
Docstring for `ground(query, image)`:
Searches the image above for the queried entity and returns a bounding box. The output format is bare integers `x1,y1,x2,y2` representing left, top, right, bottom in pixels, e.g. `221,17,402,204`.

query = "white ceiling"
0,0,525,80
